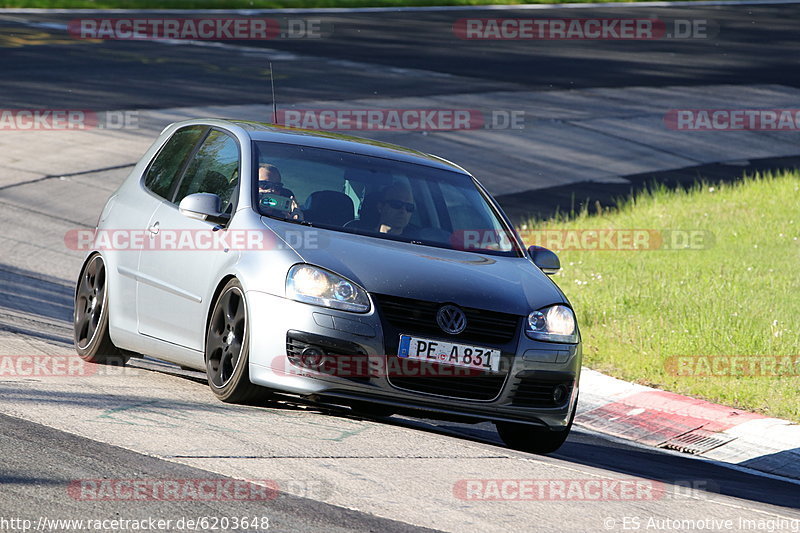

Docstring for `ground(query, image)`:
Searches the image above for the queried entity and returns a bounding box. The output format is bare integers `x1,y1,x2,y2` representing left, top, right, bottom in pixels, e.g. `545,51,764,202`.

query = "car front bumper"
246,290,581,431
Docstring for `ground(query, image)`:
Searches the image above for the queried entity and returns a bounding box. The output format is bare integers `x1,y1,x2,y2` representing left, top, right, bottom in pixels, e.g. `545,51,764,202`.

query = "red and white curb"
577,368,800,480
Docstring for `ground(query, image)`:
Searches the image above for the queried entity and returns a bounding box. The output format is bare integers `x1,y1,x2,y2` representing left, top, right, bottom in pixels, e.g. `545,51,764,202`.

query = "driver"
257,164,302,220
258,164,295,198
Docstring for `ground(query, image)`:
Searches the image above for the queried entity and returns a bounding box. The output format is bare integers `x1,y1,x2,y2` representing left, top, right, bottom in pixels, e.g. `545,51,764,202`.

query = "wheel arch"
203,274,240,356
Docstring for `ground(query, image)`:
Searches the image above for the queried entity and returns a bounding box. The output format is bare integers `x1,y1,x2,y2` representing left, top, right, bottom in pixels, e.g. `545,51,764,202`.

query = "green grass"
0,0,707,8
521,172,800,422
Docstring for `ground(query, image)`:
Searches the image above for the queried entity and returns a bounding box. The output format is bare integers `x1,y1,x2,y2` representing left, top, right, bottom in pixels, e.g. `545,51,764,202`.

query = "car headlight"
526,305,578,343
286,264,370,313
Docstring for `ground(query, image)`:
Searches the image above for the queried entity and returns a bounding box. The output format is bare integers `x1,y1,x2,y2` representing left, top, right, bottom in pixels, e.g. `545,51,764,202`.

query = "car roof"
176,118,471,174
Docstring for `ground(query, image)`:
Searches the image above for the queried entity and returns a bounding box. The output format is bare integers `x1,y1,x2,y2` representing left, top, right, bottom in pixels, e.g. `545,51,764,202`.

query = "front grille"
372,294,520,345
373,294,518,401
512,376,574,408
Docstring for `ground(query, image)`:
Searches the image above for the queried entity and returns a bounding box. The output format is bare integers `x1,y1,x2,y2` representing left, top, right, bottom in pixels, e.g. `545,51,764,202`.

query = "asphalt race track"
0,4,799,532
1,5,800,108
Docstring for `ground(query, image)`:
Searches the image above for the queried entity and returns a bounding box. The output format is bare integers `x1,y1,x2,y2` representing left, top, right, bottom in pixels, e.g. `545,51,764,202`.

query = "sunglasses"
385,199,416,213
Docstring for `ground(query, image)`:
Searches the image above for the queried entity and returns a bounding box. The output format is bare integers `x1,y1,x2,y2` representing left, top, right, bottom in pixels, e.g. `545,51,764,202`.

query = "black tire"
205,279,262,404
74,254,128,366
495,395,577,455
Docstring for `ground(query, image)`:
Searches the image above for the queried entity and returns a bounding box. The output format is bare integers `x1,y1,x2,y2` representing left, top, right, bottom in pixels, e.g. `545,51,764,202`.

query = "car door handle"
148,222,160,236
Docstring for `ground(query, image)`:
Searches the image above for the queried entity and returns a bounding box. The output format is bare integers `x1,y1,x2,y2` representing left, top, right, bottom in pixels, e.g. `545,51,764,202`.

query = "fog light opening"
552,384,568,405
300,346,325,368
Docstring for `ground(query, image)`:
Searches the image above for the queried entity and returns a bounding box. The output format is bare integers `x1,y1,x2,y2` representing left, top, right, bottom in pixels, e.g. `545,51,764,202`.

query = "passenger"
375,183,415,235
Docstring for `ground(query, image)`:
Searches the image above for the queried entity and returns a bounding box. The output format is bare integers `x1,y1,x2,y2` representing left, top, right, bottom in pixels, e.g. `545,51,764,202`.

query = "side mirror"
528,246,560,275
178,193,228,224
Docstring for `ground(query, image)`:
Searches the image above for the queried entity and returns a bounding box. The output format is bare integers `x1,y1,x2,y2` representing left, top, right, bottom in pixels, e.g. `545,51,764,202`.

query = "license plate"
397,335,501,373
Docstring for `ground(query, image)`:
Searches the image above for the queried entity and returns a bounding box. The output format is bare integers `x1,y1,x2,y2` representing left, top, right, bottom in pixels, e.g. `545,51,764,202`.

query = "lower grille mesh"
389,368,508,401
512,377,574,407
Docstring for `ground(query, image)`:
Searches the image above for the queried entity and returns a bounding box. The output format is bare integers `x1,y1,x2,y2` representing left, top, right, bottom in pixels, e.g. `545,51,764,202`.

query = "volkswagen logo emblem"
437,304,467,335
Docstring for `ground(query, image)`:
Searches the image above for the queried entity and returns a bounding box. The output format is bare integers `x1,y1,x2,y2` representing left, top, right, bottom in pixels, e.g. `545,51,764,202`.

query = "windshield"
252,141,520,256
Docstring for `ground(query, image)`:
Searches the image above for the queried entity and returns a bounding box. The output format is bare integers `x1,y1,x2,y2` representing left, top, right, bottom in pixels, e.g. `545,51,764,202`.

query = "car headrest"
302,190,355,227
357,191,382,227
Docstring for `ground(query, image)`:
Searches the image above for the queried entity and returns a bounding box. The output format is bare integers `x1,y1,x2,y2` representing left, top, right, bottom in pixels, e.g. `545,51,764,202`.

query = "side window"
174,130,241,213
143,126,206,200
439,181,514,252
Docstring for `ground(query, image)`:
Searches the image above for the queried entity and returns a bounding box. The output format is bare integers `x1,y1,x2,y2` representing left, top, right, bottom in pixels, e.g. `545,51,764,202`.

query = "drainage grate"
659,429,736,455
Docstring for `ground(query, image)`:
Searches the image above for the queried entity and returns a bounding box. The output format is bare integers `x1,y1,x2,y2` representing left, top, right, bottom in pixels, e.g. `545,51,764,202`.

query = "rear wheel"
74,254,128,365
205,279,262,403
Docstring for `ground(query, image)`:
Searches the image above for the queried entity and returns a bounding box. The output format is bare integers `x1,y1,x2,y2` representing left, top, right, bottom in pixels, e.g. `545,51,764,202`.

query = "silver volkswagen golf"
73,118,581,454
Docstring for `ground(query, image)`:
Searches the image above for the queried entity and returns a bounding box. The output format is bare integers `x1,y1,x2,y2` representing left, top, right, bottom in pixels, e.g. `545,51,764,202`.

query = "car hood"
268,221,567,316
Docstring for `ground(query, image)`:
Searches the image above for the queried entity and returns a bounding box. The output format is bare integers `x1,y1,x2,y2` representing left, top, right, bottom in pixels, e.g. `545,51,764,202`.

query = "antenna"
268,61,277,124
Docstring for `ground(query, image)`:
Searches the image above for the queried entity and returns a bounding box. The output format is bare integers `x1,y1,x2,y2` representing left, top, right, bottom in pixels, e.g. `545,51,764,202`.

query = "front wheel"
495,395,577,454
205,279,262,404
74,254,128,365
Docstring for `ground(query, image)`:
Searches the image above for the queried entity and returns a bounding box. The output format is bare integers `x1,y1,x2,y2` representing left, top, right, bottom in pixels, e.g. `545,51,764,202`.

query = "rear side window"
174,130,241,213
143,125,206,200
